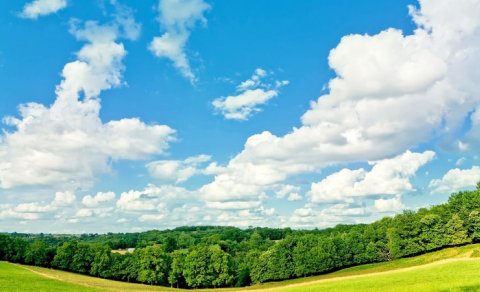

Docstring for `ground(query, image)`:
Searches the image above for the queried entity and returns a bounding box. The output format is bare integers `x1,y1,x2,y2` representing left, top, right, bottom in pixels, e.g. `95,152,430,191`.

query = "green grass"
1,244,480,291
0,261,99,292
283,260,480,292
0,262,180,292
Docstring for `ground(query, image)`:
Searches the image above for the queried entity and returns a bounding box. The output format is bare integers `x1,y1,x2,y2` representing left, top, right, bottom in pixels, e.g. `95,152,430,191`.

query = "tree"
5,237,28,263
210,245,234,287
293,235,319,277
0,235,12,261
445,214,470,245
25,240,50,267
163,236,177,253
135,245,170,285
184,245,233,288
419,214,446,251
71,243,94,274
168,249,187,288
468,210,480,241
251,239,295,283
90,244,112,278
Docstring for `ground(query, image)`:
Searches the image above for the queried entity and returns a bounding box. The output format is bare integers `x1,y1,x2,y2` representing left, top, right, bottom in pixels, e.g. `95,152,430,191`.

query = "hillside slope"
2,244,480,291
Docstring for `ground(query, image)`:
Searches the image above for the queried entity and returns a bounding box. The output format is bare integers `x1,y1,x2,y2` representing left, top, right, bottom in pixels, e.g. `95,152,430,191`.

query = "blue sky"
0,0,479,233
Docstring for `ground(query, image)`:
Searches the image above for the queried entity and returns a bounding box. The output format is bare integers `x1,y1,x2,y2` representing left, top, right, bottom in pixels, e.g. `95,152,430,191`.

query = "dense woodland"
1,185,480,289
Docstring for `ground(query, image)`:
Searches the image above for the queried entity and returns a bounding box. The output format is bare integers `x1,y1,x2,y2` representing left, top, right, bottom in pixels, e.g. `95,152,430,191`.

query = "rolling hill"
2,244,480,291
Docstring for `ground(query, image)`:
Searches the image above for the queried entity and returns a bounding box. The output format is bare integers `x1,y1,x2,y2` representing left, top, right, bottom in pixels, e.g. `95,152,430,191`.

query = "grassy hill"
2,244,480,291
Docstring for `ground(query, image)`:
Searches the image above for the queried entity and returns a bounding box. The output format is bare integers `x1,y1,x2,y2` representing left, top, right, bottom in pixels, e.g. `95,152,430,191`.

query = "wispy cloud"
212,68,289,120
20,0,67,19
149,0,210,82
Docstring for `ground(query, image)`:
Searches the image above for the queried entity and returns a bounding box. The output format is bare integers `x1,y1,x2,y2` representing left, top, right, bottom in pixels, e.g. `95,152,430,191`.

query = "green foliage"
24,240,51,267
90,244,112,278
445,214,469,245
183,245,233,288
52,241,77,270
168,249,187,288
135,245,170,285
251,238,295,283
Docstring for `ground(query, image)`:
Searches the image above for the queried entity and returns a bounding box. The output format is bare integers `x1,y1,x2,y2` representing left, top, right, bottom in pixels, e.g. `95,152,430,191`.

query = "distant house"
111,248,135,255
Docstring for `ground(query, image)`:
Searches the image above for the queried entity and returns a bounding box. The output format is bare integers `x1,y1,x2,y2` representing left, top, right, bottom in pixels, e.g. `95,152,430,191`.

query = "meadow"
2,244,480,291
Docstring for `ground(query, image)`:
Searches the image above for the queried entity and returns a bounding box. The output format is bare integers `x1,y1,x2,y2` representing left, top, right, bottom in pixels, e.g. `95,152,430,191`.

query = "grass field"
2,244,480,291
0,261,97,292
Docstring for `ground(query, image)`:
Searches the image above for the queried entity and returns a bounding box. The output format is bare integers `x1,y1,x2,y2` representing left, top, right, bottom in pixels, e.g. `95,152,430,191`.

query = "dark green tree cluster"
1,186,480,288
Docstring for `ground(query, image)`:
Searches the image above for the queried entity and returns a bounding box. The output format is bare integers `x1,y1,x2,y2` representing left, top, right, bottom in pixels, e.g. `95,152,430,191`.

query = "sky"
0,0,480,233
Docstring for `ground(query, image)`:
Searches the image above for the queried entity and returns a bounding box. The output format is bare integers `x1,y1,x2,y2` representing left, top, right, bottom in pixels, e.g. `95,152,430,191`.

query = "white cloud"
275,184,300,199
323,203,370,217
52,191,76,207
374,196,405,213
0,15,174,190
146,154,210,183
212,68,289,120
287,203,372,229
82,191,115,208
73,206,114,219
14,202,56,213
75,208,93,218
20,0,67,19
0,207,40,220
287,193,302,201
456,157,466,166
466,107,480,148
205,201,262,210
116,184,191,212
309,151,434,203
0,190,75,221
139,214,166,222
429,166,480,194
199,0,480,205
149,0,210,82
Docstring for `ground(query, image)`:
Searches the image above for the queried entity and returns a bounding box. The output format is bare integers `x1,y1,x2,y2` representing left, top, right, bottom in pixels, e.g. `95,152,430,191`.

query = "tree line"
1,185,480,288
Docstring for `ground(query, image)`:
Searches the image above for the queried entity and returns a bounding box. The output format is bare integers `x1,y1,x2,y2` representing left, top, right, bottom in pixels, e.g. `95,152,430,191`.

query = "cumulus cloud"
199,0,480,206
14,202,56,213
0,206,41,220
82,191,115,207
75,208,93,218
149,0,210,82
146,154,211,183
212,68,289,120
52,191,76,207
287,193,302,201
374,196,405,213
0,190,76,221
275,184,300,199
309,151,435,203
429,166,480,194
116,184,191,212
20,0,67,19
0,13,174,189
